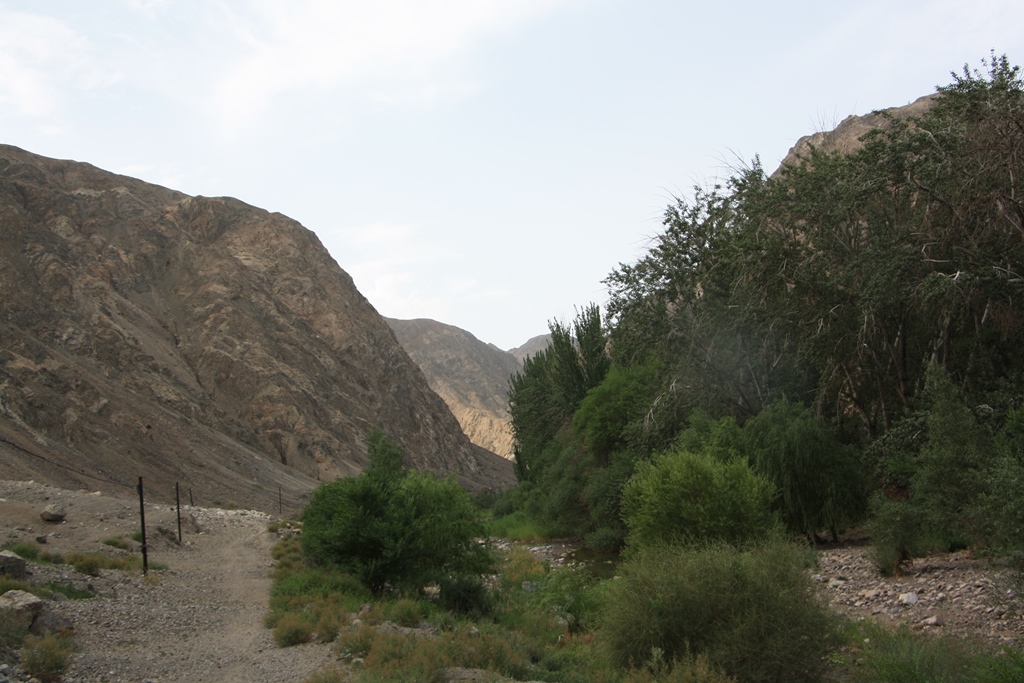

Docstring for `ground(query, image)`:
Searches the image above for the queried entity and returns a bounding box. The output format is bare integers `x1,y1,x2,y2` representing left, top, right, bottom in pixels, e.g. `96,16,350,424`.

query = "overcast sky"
3,1,1023,350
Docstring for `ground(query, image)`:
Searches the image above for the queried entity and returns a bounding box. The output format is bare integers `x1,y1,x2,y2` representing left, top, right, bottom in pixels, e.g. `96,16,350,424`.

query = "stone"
40,504,66,522
921,614,944,627
0,550,27,579
899,592,919,606
0,589,45,631
29,607,74,636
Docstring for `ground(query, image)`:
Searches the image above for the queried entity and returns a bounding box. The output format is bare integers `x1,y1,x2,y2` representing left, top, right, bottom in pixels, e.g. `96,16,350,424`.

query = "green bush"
531,567,604,634
602,541,839,682
301,430,493,595
384,598,427,627
102,536,131,550
621,449,777,551
438,574,493,617
742,400,867,541
21,634,73,683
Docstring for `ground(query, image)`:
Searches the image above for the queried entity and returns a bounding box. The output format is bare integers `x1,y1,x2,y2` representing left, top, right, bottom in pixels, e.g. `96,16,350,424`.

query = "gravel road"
0,480,336,683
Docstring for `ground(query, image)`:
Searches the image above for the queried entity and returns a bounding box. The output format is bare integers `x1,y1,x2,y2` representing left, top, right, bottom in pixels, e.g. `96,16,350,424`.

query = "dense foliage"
301,430,492,595
502,54,1024,560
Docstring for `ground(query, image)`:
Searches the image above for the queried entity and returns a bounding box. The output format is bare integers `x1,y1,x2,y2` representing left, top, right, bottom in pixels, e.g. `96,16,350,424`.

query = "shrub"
531,567,604,634
438,574,493,617
272,612,313,647
21,634,73,683
602,541,839,682
302,431,492,595
621,449,777,551
623,653,737,683
498,547,548,590
385,598,427,627
867,495,926,576
5,540,40,561
302,667,347,683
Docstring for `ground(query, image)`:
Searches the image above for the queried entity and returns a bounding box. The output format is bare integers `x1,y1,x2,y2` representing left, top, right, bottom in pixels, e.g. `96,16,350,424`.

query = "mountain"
777,94,936,173
386,318,522,459
508,334,551,363
0,145,513,512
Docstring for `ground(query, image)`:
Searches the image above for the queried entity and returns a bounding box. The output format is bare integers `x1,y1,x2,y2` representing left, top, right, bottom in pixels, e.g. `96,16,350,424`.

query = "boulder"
0,550,27,579
29,607,75,636
0,589,45,631
40,504,66,522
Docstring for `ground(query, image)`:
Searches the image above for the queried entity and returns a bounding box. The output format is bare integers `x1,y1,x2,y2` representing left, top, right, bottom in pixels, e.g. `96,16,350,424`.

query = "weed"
302,667,348,683
21,634,73,683
102,536,131,550
385,598,427,627
498,547,548,590
273,612,313,647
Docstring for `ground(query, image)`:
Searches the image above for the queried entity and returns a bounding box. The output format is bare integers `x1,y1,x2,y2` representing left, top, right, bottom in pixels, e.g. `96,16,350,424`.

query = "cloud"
207,0,567,129
0,9,116,120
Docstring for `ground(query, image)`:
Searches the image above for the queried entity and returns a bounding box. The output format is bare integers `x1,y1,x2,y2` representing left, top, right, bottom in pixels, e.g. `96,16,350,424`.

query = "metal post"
176,482,182,543
189,487,194,507
137,476,148,575
279,485,283,516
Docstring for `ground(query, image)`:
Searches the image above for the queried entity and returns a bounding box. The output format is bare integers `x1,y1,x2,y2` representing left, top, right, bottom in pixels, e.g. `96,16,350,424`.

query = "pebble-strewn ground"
815,545,1024,644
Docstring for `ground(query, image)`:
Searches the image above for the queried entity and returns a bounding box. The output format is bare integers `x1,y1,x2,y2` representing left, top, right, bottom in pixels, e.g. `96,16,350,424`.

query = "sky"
2,1,1023,350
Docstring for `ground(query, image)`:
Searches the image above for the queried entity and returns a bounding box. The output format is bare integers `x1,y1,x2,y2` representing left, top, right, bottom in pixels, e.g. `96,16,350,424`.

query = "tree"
301,431,491,595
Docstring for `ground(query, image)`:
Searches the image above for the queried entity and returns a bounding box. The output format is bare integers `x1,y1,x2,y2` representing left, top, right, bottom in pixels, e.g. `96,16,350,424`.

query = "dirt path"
0,480,336,683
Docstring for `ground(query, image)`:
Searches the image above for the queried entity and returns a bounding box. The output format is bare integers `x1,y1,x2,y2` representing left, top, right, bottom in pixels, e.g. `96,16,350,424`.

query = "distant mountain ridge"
0,144,513,511
387,318,524,459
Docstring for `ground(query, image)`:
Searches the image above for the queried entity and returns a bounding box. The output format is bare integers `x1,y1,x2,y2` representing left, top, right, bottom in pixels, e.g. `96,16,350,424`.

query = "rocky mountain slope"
777,94,936,172
386,318,523,459
508,334,550,364
0,145,513,511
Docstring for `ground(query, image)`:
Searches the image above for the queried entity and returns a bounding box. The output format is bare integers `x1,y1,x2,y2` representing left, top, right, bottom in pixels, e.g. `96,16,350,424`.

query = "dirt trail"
0,480,336,683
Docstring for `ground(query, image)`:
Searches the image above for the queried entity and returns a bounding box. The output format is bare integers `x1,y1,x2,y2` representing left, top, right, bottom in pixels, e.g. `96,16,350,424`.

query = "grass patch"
1,540,63,566
841,621,1024,682
0,576,95,601
64,551,165,576
101,535,132,550
486,511,559,541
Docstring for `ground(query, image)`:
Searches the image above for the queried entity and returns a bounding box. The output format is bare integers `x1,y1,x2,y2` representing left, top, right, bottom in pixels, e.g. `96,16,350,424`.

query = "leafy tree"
508,304,610,482
742,401,867,541
301,431,491,595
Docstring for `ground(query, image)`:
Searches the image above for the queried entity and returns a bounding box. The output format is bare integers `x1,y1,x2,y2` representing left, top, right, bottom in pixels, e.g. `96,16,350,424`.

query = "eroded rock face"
0,145,513,509
776,94,936,173
387,318,523,459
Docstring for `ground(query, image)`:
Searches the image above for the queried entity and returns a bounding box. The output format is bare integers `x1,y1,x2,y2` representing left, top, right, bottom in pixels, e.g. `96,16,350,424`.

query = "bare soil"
0,480,336,683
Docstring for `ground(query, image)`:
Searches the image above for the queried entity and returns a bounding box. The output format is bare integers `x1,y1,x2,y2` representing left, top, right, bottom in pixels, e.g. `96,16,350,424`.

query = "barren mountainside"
0,145,513,511
387,318,522,459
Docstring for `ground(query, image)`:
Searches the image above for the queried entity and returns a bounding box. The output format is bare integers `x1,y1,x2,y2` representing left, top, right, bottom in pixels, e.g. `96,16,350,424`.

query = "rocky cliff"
508,334,551,364
0,145,513,511
777,94,936,173
387,318,522,460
